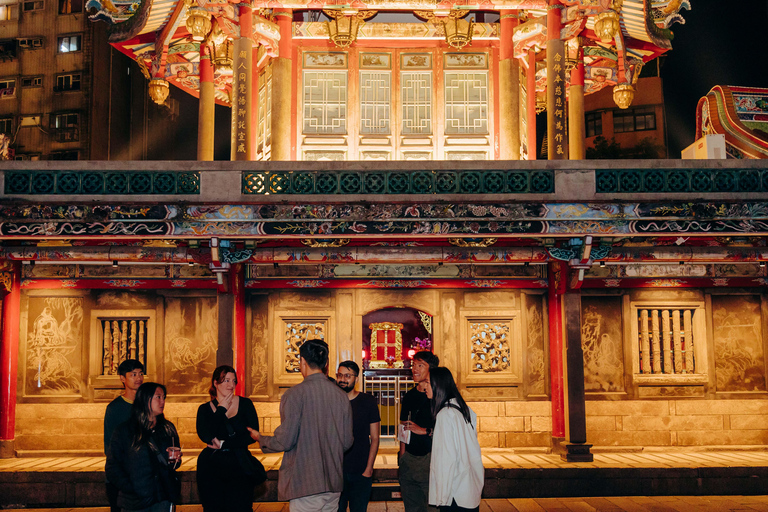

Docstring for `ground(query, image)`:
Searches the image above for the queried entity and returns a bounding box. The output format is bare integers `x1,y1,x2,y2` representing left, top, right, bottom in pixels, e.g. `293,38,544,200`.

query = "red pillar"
546,0,566,160
0,263,20,457
527,49,537,160
548,260,566,440
230,264,246,396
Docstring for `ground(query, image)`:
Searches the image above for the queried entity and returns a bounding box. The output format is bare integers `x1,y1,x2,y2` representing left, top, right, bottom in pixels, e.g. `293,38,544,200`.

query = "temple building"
86,0,690,161
3,0,768,468
693,86,768,159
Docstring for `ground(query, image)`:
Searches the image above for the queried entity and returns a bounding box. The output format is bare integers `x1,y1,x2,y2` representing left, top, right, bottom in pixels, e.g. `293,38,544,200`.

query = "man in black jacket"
103,359,144,512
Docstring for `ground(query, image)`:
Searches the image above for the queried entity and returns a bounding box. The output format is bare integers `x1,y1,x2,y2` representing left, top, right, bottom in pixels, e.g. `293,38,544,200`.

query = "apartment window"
630,302,708,384
52,111,79,141
49,149,79,159
614,106,656,133
585,111,602,137
0,78,15,98
0,117,12,134
22,0,44,11
21,76,42,88
57,34,81,53
56,73,80,92
0,3,19,20
58,0,82,13
18,37,44,49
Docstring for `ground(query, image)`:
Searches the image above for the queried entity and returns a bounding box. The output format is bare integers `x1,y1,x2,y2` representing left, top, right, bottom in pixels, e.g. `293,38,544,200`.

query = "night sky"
661,0,768,157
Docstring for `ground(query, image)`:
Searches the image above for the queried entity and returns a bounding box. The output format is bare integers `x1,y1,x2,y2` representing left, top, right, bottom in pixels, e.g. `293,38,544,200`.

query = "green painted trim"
4,171,200,195
242,169,554,195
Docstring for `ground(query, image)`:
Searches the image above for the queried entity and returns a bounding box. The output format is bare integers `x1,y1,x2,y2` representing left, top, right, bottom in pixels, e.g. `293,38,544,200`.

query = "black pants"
197,448,256,512
438,499,479,512
106,480,120,512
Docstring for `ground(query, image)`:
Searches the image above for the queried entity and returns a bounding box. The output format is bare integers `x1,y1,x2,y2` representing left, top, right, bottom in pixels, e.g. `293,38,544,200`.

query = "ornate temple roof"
88,0,692,107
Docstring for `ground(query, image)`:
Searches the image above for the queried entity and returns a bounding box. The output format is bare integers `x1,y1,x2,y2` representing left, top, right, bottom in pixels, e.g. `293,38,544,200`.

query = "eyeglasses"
336,373,355,379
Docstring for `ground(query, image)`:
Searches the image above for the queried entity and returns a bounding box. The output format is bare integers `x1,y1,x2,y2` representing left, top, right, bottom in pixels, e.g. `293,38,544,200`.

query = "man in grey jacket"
249,339,353,512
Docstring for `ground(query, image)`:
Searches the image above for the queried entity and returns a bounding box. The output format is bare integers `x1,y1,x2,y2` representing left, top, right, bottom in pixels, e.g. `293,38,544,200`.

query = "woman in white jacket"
426,367,484,512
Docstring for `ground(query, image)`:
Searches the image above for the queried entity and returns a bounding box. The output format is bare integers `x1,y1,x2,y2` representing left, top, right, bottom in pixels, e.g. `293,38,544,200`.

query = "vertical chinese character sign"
546,4,567,160
231,37,252,160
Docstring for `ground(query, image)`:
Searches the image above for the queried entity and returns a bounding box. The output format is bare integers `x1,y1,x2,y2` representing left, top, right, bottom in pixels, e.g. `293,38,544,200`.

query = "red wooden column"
271,8,293,161
527,49,537,160
197,43,215,161
0,263,20,458
230,264,246,396
546,0,566,160
499,11,520,160
548,260,567,444
568,47,586,160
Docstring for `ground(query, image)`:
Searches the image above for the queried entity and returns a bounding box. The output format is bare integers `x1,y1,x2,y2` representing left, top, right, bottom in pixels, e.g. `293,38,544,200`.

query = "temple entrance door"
360,306,433,440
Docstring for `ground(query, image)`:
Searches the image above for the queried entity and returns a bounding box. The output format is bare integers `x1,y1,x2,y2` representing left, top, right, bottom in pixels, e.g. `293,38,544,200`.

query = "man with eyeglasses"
335,361,381,512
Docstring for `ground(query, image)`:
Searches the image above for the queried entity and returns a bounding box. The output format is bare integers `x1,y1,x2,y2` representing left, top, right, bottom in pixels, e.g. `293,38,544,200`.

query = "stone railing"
1,160,767,203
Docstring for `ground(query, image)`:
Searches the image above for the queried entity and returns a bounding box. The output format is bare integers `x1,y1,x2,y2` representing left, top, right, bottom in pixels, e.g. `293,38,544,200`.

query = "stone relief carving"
285,321,326,373
26,297,83,395
250,296,269,395
713,295,766,392
165,297,217,394
581,297,625,392
526,298,546,395
469,321,510,372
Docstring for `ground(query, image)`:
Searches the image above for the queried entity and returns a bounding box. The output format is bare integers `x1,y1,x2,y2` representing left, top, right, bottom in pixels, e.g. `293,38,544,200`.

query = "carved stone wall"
164,295,218,395
23,295,84,396
712,295,766,392
581,296,625,393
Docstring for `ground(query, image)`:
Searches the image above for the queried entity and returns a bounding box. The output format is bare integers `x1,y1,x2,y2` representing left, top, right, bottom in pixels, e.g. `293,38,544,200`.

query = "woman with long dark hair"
426,367,484,512
196,365,266,512
106,382,182,512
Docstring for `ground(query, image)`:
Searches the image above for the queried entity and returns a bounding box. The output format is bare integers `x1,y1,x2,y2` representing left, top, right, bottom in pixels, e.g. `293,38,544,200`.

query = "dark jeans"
106,480,120,512
398,451,436,512
338,472,373,512
438,500,479,512
122,501,173,512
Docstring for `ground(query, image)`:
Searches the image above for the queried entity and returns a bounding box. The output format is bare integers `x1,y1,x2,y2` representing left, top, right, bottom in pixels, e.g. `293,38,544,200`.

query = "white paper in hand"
397,423,411,444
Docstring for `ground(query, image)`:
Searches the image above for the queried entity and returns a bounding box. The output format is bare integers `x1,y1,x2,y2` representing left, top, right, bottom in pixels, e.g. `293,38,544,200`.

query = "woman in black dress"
106,382,182,512
196,365,266,512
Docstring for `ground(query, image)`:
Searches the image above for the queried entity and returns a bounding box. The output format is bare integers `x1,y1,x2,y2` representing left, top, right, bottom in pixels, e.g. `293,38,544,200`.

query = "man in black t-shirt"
336,360,381,512
103,359,144,512
399,351,439,512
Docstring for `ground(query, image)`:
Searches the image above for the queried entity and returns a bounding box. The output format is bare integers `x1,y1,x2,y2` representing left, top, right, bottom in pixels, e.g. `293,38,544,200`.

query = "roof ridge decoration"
86,0,153,43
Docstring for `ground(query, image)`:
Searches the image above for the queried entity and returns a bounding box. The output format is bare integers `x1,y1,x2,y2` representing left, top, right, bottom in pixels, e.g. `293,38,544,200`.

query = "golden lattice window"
630,302,708,385
284,320,326,373
469,321,510,373
100,317,149,376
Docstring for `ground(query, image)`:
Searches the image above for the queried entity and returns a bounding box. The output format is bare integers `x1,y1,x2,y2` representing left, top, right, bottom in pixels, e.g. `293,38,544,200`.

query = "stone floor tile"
485,498,518,512
368,502,389,512
558,499,599,512
509,498,548,512
532,498,571,512
581,497,624,512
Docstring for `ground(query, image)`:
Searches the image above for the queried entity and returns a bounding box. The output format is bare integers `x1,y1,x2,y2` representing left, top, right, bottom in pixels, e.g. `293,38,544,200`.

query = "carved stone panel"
581,296,625,393
25,296,84,396
712,295,766,392
525,295,546,396
249,294,269,397
164,296,218,395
